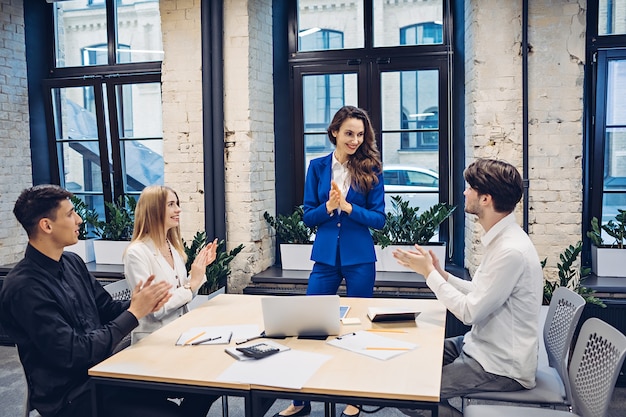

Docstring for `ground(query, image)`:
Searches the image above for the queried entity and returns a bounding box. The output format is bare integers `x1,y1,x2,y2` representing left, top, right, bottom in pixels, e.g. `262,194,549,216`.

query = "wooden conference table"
89,294,447,417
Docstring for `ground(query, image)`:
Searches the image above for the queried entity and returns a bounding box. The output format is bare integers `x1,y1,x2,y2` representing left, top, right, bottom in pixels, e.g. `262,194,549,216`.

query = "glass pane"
122,140,164,192
54,1,108,68
52,85,107,217
302,73,358,172
374,0,444,47
298,0,364,51
115,82,164,192
54,0,163,68
606,59,626,126
381,70,439,212
598,0,626,36
116,0,164,63
604,128,626,190
58,141,103,194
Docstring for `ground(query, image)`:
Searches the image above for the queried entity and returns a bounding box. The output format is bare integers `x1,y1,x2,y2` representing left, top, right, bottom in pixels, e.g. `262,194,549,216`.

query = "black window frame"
32,0,162,216
274,0,462,264
584,0,626,264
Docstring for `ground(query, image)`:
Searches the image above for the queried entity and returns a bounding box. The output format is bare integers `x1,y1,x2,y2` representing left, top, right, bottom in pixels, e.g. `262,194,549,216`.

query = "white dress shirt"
425,213,543,388
123,238,206,343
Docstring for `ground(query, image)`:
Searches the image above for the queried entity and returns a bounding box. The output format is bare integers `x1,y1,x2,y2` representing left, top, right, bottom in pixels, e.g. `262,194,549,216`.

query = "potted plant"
586,209,625,277
542,241,604,307
183,231,244,307
263,206,316,270
64,195,99,263
371,195,456,272
93,195,137,265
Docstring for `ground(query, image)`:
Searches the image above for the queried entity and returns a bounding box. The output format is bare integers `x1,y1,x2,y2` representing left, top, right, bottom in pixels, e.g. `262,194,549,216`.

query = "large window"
41,0,163,220
287,0,453,256
588,0,626,246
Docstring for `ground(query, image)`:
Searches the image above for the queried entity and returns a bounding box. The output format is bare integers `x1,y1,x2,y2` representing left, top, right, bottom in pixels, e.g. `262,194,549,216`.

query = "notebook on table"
261,295,341,338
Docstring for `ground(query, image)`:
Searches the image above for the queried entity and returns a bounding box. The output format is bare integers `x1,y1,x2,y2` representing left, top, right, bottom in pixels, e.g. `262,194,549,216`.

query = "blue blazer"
303,153,386,266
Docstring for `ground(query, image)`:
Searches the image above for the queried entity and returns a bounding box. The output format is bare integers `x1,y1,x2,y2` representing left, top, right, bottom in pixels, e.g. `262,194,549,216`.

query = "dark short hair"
13,185,72,237
464,159,523,213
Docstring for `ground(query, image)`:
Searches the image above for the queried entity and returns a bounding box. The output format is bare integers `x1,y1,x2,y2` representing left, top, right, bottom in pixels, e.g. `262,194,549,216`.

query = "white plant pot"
93,240,130,265
280,244,314,270
64,238,96,263
591,245,626,277
376,244,446,273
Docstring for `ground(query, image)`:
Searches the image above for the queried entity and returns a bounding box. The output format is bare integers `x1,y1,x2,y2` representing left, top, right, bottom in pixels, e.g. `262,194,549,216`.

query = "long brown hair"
327,105,382,193
131,185,186,260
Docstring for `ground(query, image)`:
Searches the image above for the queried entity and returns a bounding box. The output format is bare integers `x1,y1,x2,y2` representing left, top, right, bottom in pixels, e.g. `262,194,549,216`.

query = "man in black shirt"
0,185,214,417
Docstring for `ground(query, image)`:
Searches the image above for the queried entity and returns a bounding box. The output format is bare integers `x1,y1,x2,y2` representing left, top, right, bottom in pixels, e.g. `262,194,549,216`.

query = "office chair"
463,286,586,409
103,280,132,353
464,317,626,417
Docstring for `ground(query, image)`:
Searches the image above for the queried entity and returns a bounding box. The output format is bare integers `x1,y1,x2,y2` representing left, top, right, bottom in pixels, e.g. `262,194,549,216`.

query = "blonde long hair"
131,185,186,261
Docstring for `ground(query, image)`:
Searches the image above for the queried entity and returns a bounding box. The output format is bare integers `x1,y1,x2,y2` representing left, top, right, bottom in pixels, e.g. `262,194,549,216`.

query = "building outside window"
43,0,164,220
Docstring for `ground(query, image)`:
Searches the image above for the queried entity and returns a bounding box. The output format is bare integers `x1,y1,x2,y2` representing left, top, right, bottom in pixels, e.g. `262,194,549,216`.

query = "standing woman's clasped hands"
326,180,352,214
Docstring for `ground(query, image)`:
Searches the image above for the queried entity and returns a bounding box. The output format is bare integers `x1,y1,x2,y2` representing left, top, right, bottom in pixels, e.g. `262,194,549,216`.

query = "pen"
235,331,266,345
183,331,206,345
365,347,411,351
366,329,408,334
190,336,221,345
336,332,356,340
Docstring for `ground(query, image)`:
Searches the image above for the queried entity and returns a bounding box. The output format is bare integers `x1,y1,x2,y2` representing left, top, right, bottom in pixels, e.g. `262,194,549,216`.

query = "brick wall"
223,0,275,293
464,0,586,280
0,0,30,265
160,0,206,241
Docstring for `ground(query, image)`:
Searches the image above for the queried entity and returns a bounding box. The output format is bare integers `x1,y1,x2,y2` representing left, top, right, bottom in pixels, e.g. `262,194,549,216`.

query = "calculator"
236,342,280,359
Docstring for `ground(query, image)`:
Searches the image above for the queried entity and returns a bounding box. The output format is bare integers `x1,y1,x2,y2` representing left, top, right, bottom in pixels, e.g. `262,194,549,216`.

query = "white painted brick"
0,0,31,265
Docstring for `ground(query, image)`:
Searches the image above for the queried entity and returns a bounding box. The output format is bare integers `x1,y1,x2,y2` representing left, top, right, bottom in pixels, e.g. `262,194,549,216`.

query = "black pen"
190,336,221,345
336,332,356,340
235,331,266,345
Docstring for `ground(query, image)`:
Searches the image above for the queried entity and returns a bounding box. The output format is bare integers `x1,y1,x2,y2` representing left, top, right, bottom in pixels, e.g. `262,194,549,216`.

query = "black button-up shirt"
0,244,138,416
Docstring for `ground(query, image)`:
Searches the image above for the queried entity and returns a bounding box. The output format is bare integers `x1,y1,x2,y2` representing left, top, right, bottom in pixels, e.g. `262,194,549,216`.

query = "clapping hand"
128,275,173,319
189,238,218,291
392,244,435,277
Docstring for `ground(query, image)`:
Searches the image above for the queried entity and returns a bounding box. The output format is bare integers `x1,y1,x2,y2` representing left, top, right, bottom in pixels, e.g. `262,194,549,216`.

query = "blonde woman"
123,185,218,344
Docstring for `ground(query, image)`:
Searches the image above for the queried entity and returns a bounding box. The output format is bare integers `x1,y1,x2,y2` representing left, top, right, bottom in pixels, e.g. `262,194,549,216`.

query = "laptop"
261,295,341,338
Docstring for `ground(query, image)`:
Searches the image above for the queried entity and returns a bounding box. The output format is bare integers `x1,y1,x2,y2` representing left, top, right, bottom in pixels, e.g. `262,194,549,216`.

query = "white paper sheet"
327,330,417,360
176,324,260,345
216,349,331,389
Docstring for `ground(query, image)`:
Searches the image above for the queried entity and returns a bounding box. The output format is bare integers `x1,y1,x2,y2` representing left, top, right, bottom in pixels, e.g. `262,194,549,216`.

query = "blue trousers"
306,261,376,297
293,260,375,408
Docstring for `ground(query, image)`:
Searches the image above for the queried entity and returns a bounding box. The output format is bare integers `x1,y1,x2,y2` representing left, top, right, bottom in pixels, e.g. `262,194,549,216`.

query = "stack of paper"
176,326,233,346
327,330,417,360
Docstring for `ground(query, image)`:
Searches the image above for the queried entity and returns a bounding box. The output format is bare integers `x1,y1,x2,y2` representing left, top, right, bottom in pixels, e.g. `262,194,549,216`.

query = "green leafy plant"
263,206,316,244
371,195,456,249
95,195,137,241
542,241,604,307
587,210,625,249
70,195,100,240
183,231,244,295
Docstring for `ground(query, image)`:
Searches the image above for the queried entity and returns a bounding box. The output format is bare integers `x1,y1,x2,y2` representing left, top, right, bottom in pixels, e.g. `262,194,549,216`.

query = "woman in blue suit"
273,106,385,417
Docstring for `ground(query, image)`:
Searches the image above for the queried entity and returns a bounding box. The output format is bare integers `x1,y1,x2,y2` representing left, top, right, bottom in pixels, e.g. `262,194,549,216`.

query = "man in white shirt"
393,158,543,417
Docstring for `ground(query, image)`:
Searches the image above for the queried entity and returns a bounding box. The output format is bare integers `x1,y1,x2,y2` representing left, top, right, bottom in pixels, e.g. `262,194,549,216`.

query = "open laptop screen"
261,295,341,338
